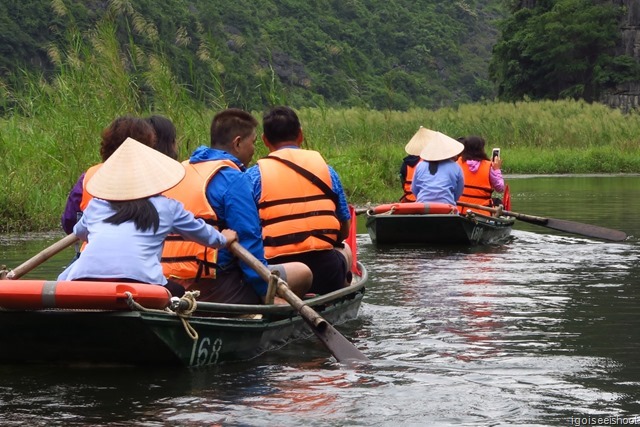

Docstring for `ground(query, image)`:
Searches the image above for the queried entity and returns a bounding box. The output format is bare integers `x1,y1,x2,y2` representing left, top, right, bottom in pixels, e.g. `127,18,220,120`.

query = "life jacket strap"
263,228,340,248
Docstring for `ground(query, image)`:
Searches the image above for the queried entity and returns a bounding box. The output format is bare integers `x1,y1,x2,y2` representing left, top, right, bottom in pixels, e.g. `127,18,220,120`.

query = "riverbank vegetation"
491,0,640,102
3,85,640,232
2,9,640,232
1,0,503,111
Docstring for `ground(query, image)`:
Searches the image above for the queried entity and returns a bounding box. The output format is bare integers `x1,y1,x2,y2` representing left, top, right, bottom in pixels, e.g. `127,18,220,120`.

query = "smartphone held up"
492,148,500,161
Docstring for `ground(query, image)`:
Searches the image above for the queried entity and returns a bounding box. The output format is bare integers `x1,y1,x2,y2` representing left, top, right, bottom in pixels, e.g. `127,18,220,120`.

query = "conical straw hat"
419,130,464,161
404,126,437,155
86,137,186,201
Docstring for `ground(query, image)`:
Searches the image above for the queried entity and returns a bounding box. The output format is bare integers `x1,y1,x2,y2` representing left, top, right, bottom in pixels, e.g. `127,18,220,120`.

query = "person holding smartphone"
456,135,505,214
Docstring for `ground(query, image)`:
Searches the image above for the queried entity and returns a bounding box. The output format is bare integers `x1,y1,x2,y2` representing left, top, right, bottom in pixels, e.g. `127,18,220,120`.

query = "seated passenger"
247,106,353,295
58,138,237,298
411,128,465,207
160,108,312,304
60,116,157,235
456,135,505,214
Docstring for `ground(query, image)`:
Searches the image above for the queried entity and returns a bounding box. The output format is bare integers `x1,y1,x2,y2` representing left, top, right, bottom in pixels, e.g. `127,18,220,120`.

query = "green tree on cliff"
490,0,640,102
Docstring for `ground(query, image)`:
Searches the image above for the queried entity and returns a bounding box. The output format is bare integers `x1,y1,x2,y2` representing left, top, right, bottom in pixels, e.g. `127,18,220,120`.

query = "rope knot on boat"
380,206,397,215
174,291,200,341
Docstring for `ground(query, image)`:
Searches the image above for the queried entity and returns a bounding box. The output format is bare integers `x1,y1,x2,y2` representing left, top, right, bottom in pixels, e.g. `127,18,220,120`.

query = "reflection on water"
358,228,640,425
1,176,640,426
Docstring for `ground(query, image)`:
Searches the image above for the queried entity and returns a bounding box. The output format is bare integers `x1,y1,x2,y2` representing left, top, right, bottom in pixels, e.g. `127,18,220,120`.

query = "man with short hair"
162,108,311,303
247,106,353,295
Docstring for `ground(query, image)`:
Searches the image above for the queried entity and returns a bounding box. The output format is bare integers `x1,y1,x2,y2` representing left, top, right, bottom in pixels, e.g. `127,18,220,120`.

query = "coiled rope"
174,291,199,341
124,290,200,341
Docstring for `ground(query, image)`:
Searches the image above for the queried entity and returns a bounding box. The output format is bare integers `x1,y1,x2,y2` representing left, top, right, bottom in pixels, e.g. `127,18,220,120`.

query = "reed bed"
2,15,640,232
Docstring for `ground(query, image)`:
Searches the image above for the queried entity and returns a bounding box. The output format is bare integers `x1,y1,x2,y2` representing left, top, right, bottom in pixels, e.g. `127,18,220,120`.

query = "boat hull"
0,268,367,367
366,212,514,245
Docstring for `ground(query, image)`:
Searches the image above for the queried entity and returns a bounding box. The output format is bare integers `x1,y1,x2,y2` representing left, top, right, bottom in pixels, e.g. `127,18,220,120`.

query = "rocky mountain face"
518,0,640,111
604,0,640,111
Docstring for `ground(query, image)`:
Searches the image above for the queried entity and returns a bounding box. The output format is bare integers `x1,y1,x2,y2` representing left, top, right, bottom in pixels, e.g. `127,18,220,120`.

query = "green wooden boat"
366,210,515,245
0,263,367,367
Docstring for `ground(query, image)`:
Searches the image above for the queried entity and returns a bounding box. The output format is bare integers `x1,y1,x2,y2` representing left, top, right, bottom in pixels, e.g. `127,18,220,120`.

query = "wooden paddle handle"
276,281,326,329
458,201,548,223
229,241,272,281
7,234,79,279
457,201,499,214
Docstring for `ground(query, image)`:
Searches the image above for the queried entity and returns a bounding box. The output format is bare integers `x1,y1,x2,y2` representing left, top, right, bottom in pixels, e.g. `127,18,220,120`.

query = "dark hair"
210,108,258,148
147,115,178,160
262,106,301,145
461,135,490,161
100,116,156,161
105,199,160,233
428,162,439,175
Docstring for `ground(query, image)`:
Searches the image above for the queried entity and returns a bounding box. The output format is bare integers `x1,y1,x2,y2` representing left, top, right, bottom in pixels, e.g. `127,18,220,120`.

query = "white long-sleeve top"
58,196,227,285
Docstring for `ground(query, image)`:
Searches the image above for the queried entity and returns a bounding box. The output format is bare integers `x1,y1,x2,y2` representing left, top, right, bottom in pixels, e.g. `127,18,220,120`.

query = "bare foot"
273,296,288,305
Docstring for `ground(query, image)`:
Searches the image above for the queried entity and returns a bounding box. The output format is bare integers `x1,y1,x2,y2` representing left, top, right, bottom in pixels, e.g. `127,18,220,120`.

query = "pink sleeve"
489,168,505,193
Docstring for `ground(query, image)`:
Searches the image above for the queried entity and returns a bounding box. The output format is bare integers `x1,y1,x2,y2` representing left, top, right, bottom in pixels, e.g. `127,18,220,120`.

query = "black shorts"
173,268,262,305
270,249,349,295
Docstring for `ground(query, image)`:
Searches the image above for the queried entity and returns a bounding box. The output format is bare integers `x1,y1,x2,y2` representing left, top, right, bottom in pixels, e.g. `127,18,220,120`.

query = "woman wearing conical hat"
410,127,465,208
57,138,237,295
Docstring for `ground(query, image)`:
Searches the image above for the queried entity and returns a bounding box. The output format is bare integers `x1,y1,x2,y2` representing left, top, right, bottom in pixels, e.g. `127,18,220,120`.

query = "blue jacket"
411,159,464,206
189,146,268,296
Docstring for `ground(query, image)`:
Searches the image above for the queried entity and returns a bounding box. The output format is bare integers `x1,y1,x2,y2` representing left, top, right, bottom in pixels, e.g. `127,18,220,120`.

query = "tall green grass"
2,3,640,232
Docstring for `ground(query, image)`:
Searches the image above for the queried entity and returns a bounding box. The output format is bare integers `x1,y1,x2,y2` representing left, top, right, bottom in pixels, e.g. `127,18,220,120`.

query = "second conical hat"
419,130,464,162
86,137,185,201
404,126,439,156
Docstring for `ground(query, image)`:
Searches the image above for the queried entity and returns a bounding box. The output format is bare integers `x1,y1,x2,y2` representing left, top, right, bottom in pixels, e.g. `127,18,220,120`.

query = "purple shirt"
61,172,85,234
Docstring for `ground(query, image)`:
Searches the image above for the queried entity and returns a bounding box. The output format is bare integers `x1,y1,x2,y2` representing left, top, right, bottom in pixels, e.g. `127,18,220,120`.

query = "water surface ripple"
1,176,639,426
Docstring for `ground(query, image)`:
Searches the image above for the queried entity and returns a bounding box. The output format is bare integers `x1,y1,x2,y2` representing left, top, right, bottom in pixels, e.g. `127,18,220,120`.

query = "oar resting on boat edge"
228,241,370,365
2,233,80,280
354,208,369,216
456,201,628,242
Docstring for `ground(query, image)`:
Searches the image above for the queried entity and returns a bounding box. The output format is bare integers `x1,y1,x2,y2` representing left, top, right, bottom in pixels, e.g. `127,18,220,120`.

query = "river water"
0,175,639,426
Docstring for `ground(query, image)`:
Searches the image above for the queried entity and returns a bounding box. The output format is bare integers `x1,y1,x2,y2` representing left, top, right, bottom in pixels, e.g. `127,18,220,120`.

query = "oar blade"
460,201,628,242
308,322,369,365
229,242,370,364
545,218,628,242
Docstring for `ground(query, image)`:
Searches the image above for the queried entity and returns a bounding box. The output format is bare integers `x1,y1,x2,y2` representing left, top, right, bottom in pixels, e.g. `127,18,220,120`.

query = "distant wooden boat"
365,203,514,245
0,263,367,367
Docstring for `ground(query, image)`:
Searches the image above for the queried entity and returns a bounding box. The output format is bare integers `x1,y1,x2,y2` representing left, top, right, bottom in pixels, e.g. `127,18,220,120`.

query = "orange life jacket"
457,158,493,214
401,162,418,202
160,159,238,280
256,149,341,259
400,157,421,203
80,164,102,210
76,164,103,251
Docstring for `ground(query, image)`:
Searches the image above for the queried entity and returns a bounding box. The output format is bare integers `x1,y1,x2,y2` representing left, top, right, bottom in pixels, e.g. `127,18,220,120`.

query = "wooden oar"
4,234,80,280
347,204,361,275
229,241,369,364
457,201,628,242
